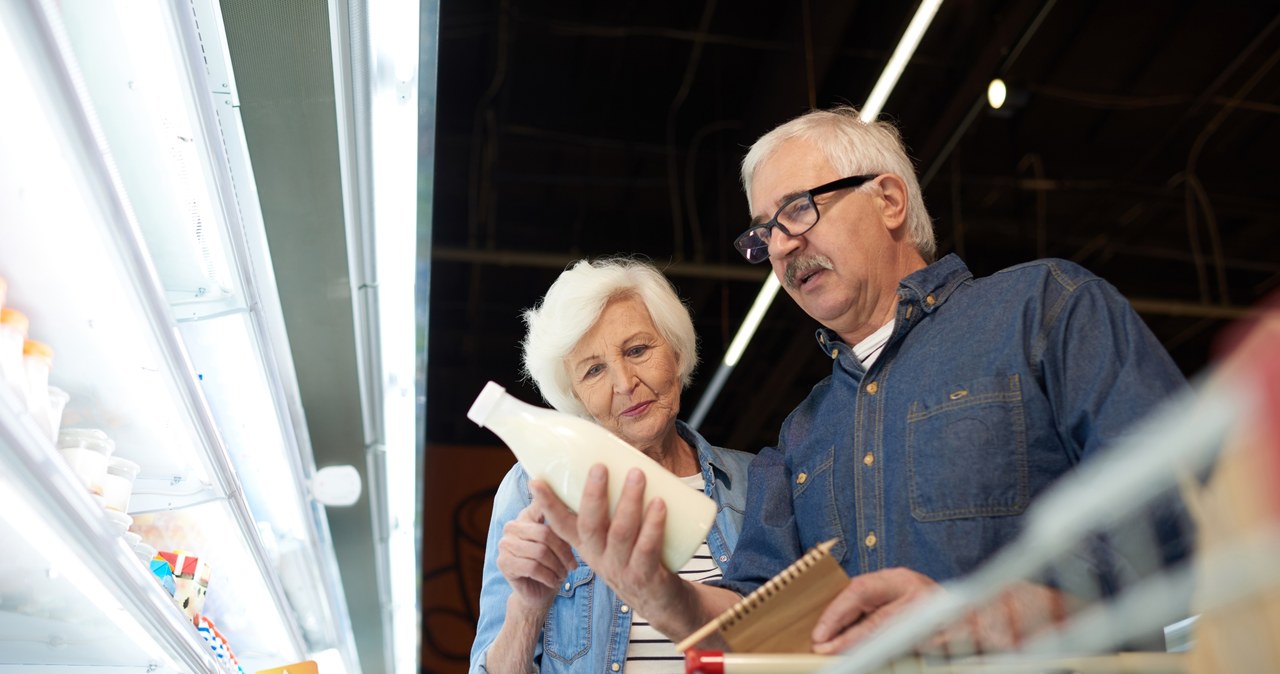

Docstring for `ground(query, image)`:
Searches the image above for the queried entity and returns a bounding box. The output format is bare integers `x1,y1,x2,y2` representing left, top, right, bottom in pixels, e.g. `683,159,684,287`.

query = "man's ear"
874,174,910,232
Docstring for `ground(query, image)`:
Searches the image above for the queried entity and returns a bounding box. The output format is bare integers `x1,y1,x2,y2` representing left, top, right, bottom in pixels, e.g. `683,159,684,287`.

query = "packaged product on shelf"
150,557,177,595
46,385,69,437
197,615,247,674
103,509,132,537
158,550,212,623
100,455,140,512
22,339,53,439
134,540,158,566
55,427,115,495
0,307,29,397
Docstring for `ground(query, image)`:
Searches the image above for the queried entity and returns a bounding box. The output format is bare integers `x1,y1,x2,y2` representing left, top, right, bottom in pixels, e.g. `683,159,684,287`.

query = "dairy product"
467,381,715,571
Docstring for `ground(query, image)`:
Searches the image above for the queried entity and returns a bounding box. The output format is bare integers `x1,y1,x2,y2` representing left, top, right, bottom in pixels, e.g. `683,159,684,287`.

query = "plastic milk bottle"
467,381,716,571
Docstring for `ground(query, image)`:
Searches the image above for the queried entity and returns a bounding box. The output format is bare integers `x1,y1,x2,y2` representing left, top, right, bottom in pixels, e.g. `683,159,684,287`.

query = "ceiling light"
987,78,1008,109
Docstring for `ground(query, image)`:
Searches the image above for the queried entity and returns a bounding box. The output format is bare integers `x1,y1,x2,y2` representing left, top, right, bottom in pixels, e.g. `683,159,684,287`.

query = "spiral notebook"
677,539,849,654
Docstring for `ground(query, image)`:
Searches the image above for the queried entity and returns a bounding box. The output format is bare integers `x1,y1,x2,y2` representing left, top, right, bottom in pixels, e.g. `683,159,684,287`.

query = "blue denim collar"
676,419,737,491
898,253,972,313
814,253,973,353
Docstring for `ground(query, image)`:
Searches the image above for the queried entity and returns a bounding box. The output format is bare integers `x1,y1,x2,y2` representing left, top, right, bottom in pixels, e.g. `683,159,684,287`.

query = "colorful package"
196,615,246,674
158,550,211,623
149,558,176,596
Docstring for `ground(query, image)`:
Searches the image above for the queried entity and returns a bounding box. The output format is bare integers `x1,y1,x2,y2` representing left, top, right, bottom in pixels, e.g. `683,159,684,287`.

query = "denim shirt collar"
676,418,737,492
814,253,973,355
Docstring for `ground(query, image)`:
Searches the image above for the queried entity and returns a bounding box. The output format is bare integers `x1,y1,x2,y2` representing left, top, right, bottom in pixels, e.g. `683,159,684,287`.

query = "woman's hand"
496,501,578,613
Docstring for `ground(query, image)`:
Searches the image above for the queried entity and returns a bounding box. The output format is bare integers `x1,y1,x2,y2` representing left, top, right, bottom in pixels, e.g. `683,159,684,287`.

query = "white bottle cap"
467,381,507,428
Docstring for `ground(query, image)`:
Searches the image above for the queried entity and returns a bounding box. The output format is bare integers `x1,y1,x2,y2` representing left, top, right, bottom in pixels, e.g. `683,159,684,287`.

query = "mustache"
784,255,834,289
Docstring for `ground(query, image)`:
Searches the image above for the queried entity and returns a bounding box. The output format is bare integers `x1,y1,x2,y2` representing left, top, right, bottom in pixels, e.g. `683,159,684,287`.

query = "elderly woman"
469,257,753,674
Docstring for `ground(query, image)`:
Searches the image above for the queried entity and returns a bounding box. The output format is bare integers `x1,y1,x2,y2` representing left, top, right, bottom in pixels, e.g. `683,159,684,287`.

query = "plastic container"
467,381,716,571
0,308,29,399
102,509,133,537
46,386,70,440
134,541,157,565
22,339,53,437
100,456,140,513
56,428,115,495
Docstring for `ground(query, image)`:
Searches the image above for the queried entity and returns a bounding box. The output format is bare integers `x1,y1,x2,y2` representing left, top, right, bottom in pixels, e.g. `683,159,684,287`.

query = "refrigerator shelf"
0,385,218,674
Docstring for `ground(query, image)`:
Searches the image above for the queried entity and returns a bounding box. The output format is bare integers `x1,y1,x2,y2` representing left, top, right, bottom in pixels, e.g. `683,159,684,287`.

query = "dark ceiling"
427,0,1280,455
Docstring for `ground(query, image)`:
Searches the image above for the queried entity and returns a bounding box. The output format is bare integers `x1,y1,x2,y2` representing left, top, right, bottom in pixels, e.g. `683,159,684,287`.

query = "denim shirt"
470,420,753,674
718,255,1191,595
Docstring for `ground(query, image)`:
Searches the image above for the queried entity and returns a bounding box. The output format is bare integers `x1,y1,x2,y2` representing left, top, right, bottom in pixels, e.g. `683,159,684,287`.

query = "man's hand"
811,567,939,654
924,581,1069,656
530,464,683,613
811,568,1068,656
495,501,577,612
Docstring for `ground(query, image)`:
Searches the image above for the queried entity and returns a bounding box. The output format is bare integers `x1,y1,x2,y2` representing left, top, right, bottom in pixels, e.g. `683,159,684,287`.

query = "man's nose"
768,226,804,259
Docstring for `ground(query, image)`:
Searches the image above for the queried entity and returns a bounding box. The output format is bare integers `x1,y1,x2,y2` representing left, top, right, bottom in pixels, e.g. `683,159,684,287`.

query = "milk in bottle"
467,381,716,571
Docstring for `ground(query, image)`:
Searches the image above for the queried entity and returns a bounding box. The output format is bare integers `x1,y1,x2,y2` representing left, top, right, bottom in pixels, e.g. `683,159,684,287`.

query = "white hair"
521,257,699,418
741,106,936,262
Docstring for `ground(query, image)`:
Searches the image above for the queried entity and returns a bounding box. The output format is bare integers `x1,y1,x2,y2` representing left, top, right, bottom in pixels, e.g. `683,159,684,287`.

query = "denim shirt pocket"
790,446,848,564
906,373,1030,521
542,565,595,664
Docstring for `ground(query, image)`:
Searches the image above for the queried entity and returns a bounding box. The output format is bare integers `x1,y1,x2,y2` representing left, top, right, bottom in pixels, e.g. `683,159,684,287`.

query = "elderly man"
533,106,1192,654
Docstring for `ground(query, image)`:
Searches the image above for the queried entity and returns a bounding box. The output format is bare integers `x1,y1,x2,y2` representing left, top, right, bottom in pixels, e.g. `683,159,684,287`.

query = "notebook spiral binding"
723,540,835,626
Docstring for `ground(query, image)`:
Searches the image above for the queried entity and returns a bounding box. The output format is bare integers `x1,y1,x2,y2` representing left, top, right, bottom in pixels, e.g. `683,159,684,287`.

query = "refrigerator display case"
0,0,414,670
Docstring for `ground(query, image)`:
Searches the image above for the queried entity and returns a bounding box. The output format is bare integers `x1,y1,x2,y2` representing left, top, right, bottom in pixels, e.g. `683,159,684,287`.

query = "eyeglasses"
733,174,879,263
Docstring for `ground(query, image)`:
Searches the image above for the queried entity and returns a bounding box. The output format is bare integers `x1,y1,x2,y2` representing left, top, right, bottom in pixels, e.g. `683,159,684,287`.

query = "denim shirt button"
620,605,630,614
563,581,571,591
865,532,877,548
863,452,874,466
830,348,838,359
719,555,728,562
925,293,936,306
866,381,878,394
796,472,808,485
612,663,621,672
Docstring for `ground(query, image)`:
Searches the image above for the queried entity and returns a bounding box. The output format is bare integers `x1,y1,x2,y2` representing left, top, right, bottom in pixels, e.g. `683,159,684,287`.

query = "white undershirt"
853,319,895,368
623,472,719,674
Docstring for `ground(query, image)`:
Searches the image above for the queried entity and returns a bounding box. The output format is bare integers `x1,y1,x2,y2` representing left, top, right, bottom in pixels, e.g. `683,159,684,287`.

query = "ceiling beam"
432,245,771,282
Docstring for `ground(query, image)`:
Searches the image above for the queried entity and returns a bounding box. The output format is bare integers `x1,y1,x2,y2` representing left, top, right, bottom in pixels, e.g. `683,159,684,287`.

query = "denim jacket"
470,420,753,674
718,255,1192,595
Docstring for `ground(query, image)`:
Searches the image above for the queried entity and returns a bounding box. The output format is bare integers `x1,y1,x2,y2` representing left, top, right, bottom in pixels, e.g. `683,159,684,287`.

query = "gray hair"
741,106,936,262
521,257,699,418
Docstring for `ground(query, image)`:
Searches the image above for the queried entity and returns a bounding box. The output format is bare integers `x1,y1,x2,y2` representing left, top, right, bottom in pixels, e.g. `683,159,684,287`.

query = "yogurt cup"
22,340,53,439
56,429,115,494
0,308,29,399
101,456,140,513
45,386,70,439
102,509,132,538
133,541,157,564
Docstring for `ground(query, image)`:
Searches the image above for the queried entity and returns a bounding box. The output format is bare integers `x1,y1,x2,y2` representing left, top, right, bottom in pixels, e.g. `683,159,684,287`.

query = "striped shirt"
624,473,721,674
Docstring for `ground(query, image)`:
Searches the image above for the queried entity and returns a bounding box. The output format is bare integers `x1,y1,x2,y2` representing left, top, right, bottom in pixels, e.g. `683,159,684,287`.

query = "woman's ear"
874,174,910,232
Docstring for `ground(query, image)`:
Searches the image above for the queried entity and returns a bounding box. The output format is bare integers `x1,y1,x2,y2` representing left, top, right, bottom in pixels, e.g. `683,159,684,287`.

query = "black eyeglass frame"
733,174,879,263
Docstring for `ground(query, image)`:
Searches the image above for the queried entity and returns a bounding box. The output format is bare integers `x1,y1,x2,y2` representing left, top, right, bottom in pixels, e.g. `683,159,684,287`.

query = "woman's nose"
610,362,638,393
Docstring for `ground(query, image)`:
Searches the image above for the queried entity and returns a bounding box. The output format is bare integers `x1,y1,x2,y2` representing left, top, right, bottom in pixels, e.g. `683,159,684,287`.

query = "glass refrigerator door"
0,0,358,671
